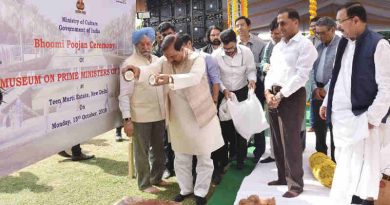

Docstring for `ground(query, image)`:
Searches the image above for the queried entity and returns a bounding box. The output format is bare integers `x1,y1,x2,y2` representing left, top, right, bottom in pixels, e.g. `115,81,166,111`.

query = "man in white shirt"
320,2,390,205
264,8,318,198
236,16,267,163
212,29,257,170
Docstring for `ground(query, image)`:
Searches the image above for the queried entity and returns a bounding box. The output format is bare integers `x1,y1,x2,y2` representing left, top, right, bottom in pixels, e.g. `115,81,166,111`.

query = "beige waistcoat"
121,53,165,123
162,51,216,127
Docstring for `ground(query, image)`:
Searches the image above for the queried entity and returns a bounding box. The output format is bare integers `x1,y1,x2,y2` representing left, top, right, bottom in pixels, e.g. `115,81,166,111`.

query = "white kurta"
168,90,223,155
326,39,390,204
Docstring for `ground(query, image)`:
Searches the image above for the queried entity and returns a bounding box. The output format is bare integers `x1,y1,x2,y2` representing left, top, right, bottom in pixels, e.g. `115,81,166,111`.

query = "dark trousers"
133,121,166,190
71,144,82,156
219,86,248,165
310,103,315,128
300,130,306,152
164,130,175,173
311,98,335,161
268,87,306,192
253,78,266,160
116,126,123,136
211,135,229,172
205,94,231,177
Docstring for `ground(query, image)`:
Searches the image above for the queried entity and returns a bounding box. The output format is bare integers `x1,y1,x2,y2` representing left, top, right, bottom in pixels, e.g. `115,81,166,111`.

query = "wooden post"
128,138,135,178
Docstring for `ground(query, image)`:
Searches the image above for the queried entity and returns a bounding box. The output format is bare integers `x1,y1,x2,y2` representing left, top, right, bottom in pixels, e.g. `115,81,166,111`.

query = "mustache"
211,39,221,45
337,28,344,32
136,49,151,56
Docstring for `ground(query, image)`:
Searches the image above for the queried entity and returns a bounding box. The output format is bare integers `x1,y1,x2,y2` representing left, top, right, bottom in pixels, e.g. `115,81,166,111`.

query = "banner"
0,0,135,176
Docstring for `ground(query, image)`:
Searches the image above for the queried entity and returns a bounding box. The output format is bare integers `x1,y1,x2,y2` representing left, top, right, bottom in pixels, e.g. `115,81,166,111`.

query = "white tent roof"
247,0,390,33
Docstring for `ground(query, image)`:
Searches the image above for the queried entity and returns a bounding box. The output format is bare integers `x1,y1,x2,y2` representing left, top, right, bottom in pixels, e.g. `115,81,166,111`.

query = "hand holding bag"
227,89,269,140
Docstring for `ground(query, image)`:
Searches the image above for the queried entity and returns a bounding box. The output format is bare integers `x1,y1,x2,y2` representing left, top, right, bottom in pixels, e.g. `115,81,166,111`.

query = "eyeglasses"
223,46,236,53
336,17,353,25
315,29,331,37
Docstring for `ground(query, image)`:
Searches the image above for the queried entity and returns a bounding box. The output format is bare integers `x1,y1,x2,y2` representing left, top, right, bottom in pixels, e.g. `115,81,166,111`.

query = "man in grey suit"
311,17,340,162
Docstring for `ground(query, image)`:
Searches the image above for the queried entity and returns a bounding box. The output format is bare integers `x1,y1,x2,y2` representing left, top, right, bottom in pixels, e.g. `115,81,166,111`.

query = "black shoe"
195,195,207,205
351,195,363,204
173,193,192,202
58,151,72,158
163,169,175,179
71,153,95,161
260,157,275,163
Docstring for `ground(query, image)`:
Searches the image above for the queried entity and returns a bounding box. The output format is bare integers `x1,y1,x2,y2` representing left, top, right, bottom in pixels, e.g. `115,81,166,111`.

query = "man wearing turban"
119,27,168,193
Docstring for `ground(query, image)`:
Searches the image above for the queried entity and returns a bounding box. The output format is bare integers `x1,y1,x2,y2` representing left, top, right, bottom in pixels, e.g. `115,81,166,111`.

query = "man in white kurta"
124,34,224,205
320,3,390,205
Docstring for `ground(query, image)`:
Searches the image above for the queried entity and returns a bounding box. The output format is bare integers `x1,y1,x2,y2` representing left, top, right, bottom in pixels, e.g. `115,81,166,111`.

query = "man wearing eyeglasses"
310,17,340,163
212,29,257,170
236,16,267,164
320,2,390,205
264,8,317,198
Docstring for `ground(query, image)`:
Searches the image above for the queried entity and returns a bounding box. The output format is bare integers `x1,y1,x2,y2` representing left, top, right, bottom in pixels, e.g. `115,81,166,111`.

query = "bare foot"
155,180,172,186
143,186,160,193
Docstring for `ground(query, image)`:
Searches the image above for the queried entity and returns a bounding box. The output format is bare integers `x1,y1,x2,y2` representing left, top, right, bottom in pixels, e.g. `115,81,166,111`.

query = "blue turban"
132,27,155,45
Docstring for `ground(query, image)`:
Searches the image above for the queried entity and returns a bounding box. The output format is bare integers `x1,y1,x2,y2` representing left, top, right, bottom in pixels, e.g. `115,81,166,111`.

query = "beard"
225,48,237,57
136,49,151,58
141,51,151,57
211,39,221,46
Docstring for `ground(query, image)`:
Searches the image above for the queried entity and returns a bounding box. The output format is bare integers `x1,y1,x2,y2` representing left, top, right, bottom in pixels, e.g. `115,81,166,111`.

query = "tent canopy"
248,0,390,33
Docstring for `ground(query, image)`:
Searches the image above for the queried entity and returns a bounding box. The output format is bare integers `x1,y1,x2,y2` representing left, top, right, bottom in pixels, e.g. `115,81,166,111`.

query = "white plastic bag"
227,89,269,140
218,98,232,121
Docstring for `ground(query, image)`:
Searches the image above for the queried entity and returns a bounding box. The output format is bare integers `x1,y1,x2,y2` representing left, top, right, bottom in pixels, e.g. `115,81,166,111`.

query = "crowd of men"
114,2,389,205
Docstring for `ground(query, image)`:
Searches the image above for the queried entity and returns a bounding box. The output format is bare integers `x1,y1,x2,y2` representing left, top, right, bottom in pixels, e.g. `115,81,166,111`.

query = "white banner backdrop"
0,0,135,176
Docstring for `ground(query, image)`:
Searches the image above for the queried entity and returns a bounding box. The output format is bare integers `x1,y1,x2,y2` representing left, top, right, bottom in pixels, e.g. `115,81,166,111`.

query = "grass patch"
0,129,196,205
